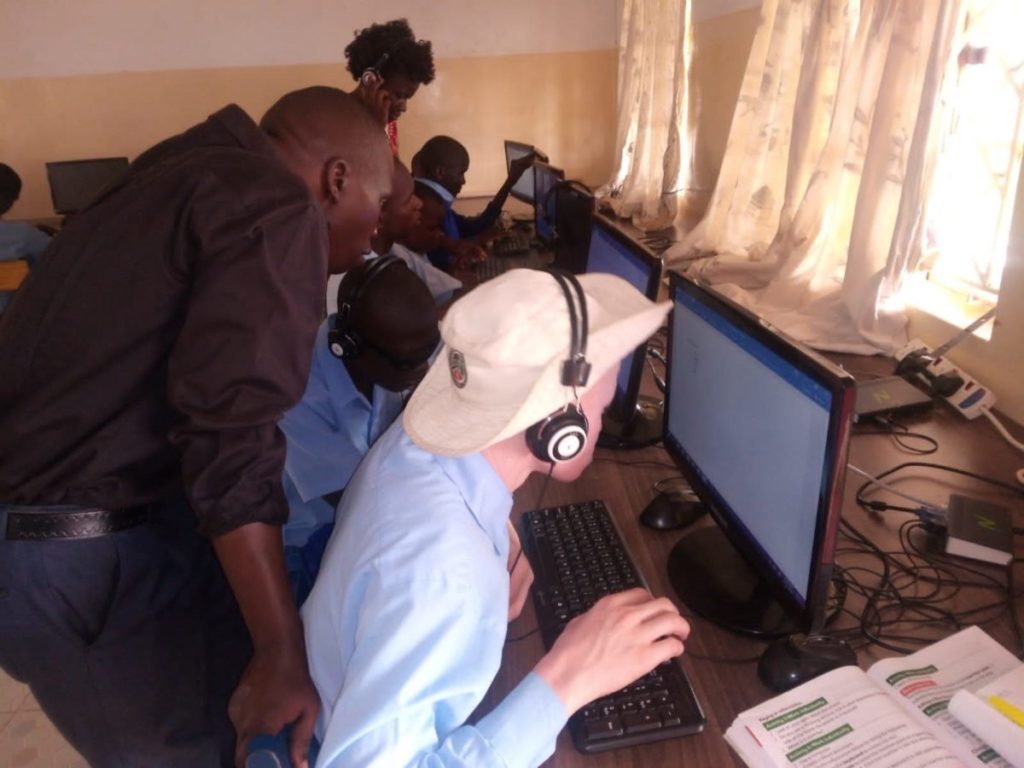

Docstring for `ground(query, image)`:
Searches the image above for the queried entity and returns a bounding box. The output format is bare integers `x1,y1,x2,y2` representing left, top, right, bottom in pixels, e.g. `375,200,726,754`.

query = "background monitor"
585,213,664,446
662,271,854,645
504,140,540,204
46,157,130,216
532,162,564,246
552,181,595,274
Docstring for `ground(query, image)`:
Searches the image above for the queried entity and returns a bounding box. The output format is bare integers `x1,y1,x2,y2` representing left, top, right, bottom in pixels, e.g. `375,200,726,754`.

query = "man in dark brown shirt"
0,86,392,768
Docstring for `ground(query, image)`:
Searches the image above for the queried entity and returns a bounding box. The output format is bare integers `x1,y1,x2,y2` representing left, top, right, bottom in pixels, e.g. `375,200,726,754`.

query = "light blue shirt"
302,422,568,768
0,220,50,312
279,318,404,547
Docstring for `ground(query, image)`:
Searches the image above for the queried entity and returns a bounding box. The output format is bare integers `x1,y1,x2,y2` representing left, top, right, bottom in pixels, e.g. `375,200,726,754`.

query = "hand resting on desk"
533,588,690,714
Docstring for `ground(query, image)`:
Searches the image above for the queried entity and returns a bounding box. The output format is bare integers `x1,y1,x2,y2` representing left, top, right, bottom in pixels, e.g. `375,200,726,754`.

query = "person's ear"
323,157,349,203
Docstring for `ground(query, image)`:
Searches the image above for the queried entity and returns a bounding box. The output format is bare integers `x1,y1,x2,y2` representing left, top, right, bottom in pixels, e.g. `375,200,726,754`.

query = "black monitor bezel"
663,271,855,633
532,161,565,247
504,140,537,205
45,157,130,215
586,213,664,423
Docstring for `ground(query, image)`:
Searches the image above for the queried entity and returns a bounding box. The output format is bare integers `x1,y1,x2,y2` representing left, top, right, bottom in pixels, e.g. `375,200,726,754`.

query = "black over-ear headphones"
525,270,593,463
360,48,395,86
328,255,403,360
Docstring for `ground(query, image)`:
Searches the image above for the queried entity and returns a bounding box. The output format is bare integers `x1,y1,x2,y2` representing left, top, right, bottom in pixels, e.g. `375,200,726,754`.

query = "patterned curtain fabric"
666,0,966,354
599,0,692,230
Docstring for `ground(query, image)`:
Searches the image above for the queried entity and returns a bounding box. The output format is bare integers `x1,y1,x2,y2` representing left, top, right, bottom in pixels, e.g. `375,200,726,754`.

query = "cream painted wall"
1,0,618,219
1,48,617,219
687,6,760,204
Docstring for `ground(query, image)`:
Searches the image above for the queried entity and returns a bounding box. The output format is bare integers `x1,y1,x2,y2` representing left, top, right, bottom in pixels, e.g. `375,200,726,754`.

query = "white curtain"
599,0,692,230
666,0,966,355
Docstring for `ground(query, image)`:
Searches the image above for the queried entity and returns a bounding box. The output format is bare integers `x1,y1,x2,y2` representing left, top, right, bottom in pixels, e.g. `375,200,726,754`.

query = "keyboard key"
584,717,625,741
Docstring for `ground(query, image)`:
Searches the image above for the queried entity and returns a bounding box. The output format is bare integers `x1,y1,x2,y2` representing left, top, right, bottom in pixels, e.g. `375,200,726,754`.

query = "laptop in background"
503,140,548,205
854,375,934,422
46,157,130,216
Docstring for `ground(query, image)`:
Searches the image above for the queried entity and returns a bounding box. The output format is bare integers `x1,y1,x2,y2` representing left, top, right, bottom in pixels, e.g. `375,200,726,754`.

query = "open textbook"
726,626,1022,768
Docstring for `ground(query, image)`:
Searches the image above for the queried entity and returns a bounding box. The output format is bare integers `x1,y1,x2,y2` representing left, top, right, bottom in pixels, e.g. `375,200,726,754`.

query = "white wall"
0,0,617,78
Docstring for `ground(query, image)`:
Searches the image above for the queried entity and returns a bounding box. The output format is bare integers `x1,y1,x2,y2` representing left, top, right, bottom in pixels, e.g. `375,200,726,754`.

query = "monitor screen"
504,140,536,204
533,162,564,245
46,157,130,215
584,214,663,445
663,272,855,636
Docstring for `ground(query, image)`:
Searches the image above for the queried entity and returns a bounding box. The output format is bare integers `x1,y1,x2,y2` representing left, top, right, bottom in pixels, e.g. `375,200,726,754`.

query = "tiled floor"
0,669,86,768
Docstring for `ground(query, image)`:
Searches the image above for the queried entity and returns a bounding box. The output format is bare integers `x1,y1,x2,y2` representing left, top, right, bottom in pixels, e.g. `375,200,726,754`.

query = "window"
909,0,1024,331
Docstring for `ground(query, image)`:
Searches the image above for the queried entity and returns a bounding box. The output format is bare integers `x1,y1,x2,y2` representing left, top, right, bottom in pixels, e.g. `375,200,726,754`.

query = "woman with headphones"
344,19,435,155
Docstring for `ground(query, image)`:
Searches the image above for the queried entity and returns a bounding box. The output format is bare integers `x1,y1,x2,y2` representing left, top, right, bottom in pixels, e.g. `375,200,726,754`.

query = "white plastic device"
895,339,996,420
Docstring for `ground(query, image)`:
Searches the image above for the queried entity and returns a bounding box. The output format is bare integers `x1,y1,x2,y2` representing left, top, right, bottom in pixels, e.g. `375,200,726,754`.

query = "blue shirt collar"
414,177,455,206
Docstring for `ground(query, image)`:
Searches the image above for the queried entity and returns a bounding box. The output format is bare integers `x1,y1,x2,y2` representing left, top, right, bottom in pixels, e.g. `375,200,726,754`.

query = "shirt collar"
414,177,455,206
433,449,513,560
208,104,279,158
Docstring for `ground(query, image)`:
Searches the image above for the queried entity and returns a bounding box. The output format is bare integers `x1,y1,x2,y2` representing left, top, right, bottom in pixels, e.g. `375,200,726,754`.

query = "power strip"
895,339,997,420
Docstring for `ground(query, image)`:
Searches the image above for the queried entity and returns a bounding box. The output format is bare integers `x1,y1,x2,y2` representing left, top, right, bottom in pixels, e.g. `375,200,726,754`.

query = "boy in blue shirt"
412,135,537,271
0,163,51,313
281,256,439,602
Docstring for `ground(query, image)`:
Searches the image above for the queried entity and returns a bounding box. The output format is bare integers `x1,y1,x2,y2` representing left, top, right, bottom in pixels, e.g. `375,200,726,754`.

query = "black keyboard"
519,500,706,753
490,231,532,257
476,252,551,281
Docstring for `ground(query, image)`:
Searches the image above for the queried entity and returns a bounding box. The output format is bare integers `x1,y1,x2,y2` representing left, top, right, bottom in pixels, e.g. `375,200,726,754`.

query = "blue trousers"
0,501,251,767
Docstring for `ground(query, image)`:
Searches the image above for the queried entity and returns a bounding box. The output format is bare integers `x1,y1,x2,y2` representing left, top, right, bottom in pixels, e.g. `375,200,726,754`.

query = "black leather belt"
4,505,153,541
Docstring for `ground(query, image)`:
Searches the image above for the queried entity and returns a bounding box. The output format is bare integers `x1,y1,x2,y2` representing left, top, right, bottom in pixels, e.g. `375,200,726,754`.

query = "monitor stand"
598,395,663,449
667,525,800,638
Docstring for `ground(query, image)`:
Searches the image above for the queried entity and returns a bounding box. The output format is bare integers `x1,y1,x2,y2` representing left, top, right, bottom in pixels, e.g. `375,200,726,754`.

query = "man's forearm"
212,522,304,652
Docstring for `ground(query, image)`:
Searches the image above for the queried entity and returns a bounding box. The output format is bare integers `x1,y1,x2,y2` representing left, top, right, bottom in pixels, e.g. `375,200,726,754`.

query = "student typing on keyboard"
411,135,537,273
301,268,688,767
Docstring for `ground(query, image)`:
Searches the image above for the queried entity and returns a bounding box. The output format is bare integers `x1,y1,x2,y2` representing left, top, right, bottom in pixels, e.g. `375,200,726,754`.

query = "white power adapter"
895,339,996,419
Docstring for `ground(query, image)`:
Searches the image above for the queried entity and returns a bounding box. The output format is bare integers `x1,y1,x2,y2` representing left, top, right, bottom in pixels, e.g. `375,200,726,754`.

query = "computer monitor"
585,214,664,446
532,162,564,246
504,140,544,205
552,181,594,274
662,272,855,642
46,157,130,216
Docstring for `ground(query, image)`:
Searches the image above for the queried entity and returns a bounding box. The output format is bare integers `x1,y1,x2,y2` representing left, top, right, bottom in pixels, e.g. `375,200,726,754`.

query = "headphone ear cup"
526,405,589,463
327,327,360,360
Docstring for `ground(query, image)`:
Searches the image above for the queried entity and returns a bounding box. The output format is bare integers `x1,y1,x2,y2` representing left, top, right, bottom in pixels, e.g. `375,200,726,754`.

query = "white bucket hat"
404,269,671,456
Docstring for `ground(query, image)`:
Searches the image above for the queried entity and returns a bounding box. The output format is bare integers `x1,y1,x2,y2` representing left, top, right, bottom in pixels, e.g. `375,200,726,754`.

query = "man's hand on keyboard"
507,520,534,622
451,239,487,270
532,588,690,714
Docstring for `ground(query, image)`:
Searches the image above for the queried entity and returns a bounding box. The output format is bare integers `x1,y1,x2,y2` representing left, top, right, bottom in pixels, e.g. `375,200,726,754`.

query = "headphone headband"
547,270,591,388
524,269,592,463
329,255,405,360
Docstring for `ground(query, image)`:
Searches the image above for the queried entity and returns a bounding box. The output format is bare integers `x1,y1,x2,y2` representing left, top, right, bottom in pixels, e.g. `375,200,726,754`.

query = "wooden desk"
484,355,1023,766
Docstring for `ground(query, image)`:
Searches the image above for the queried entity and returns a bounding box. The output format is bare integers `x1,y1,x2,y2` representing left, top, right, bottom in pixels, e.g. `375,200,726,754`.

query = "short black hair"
345,19,435,86
0,164,22,216
415,136,469,172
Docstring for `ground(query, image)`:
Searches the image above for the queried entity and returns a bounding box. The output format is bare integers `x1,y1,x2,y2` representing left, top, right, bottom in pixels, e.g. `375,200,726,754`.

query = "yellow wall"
688,7,760,204
687,7,1024,425
1,49,617,220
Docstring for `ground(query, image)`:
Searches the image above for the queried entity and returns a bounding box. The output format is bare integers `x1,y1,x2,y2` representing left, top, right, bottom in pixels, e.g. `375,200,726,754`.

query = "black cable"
854,416,939,455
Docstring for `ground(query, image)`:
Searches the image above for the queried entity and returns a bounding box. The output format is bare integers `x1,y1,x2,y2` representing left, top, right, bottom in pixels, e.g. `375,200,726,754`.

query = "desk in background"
0,259,29,291
482,353,1023,767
